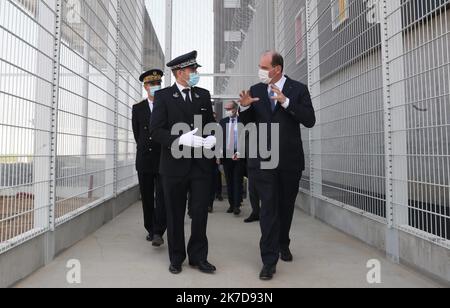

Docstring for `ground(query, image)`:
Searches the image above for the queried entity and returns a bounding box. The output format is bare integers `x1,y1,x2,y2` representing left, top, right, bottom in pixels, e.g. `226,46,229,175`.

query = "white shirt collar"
269,75,287,92
176,81,190,93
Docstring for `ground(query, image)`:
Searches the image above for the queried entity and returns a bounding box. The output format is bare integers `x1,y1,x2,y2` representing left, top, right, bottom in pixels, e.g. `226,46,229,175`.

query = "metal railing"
272,0,450,248
215,0,450,248
0,0,162,254
2,0,449,257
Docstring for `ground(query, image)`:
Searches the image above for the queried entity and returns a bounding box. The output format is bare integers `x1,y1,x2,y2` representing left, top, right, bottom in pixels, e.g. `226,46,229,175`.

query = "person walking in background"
219,101,245,216
132,69,167,247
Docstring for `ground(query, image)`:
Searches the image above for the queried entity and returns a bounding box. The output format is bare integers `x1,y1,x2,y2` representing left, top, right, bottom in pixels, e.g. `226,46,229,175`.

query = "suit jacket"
132,99,162,174
239,76,316,172
149,84,216,177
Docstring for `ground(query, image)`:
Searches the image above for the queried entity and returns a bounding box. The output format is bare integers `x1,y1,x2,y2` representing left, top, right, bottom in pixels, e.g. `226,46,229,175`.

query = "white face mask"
258,68,273,84
225,110,235,118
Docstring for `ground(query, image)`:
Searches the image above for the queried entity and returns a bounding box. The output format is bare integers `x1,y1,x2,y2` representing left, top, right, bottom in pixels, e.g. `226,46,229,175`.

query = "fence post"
46,0,63,264
34,0,57,235
113,0,121,198
306,0,322,217
380,0,409,263
164,0,173,87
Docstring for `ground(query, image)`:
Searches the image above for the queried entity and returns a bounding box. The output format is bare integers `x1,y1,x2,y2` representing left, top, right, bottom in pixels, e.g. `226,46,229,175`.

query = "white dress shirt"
240,75,290,112
148,98,154,112
228,116,239,151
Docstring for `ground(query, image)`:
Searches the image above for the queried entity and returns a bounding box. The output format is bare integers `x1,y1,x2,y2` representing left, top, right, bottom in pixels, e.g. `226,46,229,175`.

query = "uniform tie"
182,88,192,104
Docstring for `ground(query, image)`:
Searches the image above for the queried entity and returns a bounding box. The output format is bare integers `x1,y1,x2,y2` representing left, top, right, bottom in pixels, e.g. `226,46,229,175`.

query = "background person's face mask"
225,110,235,117
149,85,161,96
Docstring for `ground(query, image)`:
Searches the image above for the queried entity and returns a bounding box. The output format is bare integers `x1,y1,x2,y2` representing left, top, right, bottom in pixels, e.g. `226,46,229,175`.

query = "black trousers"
162,163,212,266
209,163,223,208
249,168,302,266
223,160,245,209
137,172,167,237
248,168,261,216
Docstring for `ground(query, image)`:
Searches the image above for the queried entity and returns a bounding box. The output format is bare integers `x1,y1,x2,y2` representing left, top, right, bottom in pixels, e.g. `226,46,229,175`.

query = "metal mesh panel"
56,0,119,223
0,0,57,249
273,0,450,247
275,0,387,219
2,0,449,256
275,0,311,190
213,0,275,103
0,0,163,253
116,0,144,194
391,0,450,243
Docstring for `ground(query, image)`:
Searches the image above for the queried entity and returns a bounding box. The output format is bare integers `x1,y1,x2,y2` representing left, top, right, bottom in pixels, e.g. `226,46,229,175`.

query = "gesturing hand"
270,85,287,104
239,90,260,107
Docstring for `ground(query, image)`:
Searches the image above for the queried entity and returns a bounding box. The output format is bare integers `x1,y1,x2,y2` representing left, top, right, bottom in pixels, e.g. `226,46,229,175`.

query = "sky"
145,0,214,90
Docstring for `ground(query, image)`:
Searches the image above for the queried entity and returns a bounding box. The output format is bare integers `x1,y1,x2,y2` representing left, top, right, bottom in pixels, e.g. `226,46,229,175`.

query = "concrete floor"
15,201,443,288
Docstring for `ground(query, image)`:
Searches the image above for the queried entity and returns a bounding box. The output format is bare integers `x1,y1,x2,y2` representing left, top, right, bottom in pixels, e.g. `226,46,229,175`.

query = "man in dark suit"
210,112,224,212
244,154,261,223
219,101,245,216
132,69,167,247
238,51,316,280
149,51,217,275
242,122,261,223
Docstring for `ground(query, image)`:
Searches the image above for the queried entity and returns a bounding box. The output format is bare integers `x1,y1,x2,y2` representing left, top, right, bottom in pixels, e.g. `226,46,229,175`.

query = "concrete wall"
0,185,140,288
297,191,450,285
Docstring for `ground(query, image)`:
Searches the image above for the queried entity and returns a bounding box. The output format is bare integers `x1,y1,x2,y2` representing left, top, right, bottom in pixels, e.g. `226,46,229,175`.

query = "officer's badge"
194,93,200,99
173,92,180,99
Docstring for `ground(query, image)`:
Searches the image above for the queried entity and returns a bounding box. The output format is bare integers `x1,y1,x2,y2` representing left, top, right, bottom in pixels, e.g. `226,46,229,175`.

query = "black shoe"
208,207,213,213
244,214,260,223
233,207,241,216
189,261,217,274
152,235,164,247
280,248,293,262
146,234,153,242
169,264,182,275
227,207,234,214
259,265,277,281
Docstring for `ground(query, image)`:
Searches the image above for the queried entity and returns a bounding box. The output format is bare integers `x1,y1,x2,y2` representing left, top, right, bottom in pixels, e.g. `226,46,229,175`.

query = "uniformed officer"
132,69,167,247
149,51,217,275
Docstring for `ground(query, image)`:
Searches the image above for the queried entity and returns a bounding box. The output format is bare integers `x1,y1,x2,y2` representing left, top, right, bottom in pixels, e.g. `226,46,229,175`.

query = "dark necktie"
269,90,276,112
183,89,191,104
182,88,194,118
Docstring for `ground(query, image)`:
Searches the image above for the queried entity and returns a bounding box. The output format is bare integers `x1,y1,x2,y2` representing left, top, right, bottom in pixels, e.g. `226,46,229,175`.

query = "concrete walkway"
15,201,442,288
